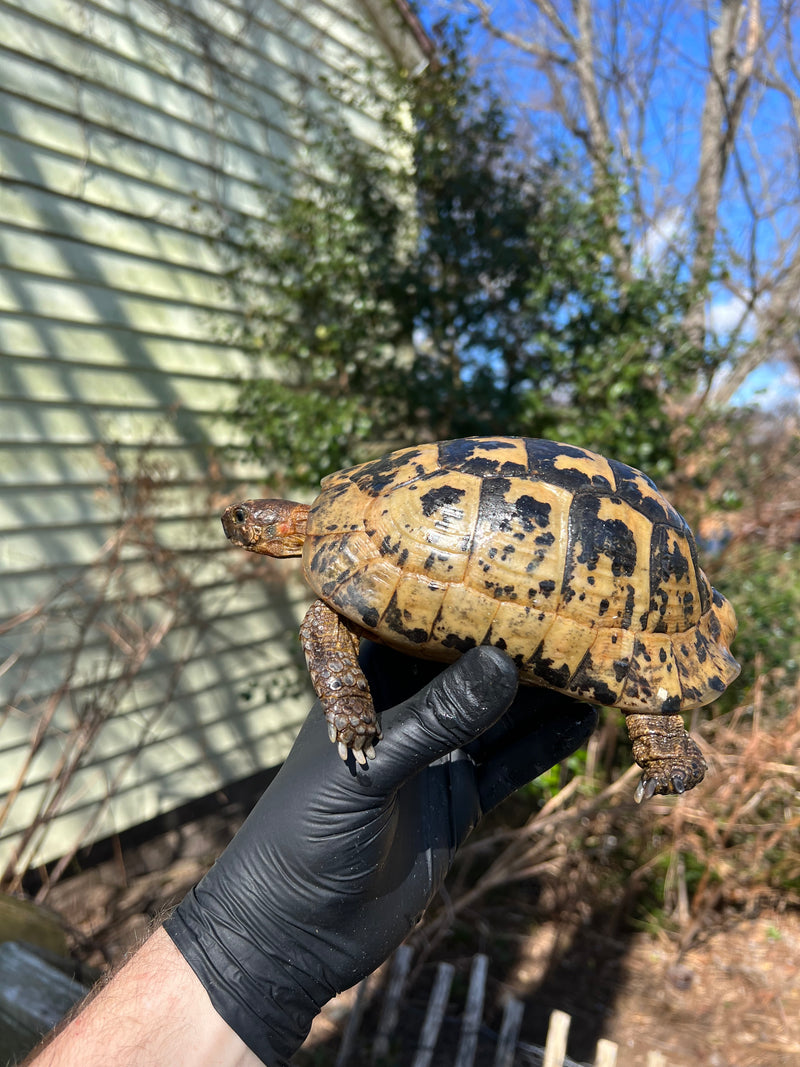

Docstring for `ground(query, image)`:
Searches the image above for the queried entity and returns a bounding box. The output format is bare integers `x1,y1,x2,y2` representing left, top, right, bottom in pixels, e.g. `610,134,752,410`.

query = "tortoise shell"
302,436,739,716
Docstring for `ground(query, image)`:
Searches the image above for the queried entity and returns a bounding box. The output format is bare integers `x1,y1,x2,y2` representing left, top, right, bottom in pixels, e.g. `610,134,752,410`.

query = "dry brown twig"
0,444,221,894
414,763,643,960
414,675,799,960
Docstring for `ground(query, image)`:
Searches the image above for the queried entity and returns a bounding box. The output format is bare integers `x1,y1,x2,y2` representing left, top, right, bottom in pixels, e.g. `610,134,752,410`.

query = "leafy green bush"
224,23,714,489
713,542,800,710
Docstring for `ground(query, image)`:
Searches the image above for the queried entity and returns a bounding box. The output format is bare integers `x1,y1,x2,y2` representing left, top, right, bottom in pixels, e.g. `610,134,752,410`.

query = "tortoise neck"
287,502,309,539
268,500,309,557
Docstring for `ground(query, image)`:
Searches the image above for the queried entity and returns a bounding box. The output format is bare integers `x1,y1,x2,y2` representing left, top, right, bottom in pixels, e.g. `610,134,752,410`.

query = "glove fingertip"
362,647,519,792
428,648,519,739
453,646,519,718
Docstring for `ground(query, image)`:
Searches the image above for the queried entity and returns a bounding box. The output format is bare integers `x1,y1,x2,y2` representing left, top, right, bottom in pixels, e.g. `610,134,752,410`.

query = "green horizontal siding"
0,0,425,873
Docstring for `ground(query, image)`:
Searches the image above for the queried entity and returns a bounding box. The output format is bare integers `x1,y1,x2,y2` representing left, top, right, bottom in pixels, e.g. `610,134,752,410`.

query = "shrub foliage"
227,26,714,488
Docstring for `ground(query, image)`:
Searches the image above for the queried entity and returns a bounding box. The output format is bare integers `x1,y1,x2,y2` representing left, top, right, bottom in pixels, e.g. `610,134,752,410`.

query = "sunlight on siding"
0,0,427,875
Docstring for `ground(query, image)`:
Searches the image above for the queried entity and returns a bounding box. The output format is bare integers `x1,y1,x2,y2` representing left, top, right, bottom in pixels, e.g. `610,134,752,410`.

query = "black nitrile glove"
165,645,597,1065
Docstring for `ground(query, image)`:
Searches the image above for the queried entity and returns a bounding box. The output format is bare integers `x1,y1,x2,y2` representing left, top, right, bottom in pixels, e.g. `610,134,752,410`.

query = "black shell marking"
304,437,740,714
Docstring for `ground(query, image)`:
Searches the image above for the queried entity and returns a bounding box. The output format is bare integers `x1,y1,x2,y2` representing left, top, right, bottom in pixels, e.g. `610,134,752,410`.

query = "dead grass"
413,679,800,965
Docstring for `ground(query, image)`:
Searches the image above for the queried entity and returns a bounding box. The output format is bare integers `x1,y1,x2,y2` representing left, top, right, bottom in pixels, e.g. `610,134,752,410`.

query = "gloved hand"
165,644,597,1065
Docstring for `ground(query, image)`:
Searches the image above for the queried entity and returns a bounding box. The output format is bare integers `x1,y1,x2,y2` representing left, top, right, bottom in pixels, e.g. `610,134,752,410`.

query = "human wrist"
164,888,326,1066
146,927,269,1067
25,927,263,1067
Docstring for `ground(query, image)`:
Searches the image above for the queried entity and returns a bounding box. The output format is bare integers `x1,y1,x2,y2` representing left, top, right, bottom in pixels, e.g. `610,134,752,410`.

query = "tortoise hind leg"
299,599,381,764
625,713,707,803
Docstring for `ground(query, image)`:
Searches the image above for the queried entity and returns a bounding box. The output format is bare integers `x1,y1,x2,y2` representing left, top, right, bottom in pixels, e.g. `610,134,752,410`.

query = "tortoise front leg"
299,598,381,764
626,713,708,803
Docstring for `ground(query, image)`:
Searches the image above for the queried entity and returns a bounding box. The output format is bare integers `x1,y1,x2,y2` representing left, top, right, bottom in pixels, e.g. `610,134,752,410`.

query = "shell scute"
438,436,531,479
646,524,707,633
606,459,680,528
524,640,572,692
568,647,621,706
522,613,594,692
588,627,636,683
430,584,498,650
477,476,554,536
418,482,468,517
342,448,426,497
524,439,616,492
381,583,438,645
373,469,479,568
620,632,682,712
561,493,651,633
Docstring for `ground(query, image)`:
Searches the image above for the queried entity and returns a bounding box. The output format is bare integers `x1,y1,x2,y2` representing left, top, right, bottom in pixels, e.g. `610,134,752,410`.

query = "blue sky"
419,0,800,412
731,360,800,409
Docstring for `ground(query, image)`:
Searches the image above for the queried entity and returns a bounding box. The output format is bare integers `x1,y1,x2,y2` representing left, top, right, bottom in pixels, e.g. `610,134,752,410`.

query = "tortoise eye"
233,507,247,524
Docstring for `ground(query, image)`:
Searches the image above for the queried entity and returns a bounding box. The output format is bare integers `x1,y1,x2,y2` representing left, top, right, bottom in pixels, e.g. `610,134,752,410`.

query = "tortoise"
222,437,739,801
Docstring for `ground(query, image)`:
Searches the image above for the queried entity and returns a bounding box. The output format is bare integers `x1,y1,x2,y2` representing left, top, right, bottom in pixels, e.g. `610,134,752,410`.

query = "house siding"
0,0,426,874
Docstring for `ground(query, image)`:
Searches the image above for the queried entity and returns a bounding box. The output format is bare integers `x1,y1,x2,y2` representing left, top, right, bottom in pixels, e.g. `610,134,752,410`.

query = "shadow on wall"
0,0,365,887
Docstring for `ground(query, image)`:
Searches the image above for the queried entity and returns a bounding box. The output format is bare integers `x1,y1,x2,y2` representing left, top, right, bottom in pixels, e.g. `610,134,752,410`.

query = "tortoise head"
221,498,308,557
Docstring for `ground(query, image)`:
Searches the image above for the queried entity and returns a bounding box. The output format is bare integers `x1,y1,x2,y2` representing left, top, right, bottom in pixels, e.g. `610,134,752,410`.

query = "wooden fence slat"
453,952,489,1067
328,949,678,1067
410,961,455,1067
335,972,375,1067
492,995,525,1067
543,1009,571,1067
371,943,414,1062
594,1037,619,1066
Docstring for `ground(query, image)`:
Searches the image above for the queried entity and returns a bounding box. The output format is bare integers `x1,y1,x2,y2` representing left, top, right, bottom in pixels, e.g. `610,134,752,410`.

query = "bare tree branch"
434,0,799,399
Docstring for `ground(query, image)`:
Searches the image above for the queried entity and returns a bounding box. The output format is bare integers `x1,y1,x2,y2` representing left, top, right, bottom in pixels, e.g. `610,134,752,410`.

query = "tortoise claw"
634,766,696,802
634,776,658,804
332,727,378,764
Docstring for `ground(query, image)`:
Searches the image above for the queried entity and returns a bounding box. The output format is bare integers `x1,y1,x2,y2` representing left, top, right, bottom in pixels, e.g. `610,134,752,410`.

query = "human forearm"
24,649,596,1067
24,927,263,1067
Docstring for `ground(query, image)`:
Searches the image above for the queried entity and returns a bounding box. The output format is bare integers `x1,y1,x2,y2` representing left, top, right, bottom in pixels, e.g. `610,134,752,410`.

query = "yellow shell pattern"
302,437,739,715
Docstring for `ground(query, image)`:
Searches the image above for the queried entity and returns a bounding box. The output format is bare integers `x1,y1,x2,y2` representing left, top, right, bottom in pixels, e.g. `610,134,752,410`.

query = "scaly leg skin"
299,599,382,765
626,713,708,804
